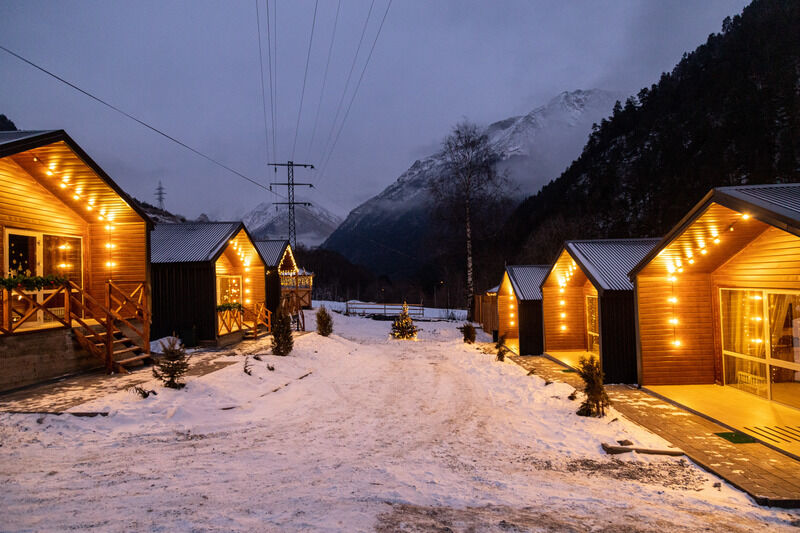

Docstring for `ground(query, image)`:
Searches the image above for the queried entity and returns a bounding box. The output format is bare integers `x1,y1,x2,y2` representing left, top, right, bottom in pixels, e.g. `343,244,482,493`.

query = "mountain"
242,201,342,247
133,198,210,224
505,0,800,265
323,89,620,277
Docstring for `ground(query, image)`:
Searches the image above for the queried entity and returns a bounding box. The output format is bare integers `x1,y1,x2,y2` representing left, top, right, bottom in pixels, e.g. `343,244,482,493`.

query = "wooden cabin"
254,240,313,311
151,222,270,346
496,265,549,355
630,185,800,410
0,130,152,391
474,284,499,339
541,239,659,383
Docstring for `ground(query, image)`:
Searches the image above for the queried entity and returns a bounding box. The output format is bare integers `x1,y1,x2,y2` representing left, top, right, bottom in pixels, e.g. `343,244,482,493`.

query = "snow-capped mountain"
243,200,342,248
323,89,621,275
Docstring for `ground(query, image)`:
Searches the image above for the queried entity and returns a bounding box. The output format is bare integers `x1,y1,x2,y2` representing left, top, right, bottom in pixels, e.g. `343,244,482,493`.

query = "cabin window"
4,230,83,327
720,288,800,408
586,295,599,354
217,275,242,305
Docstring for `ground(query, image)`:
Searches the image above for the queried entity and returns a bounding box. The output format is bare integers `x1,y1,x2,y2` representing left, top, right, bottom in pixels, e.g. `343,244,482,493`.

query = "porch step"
115,353,153,366
113,346,142,358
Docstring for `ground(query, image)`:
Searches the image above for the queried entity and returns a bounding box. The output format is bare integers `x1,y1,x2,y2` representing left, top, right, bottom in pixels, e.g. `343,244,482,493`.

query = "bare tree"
431,120,509,319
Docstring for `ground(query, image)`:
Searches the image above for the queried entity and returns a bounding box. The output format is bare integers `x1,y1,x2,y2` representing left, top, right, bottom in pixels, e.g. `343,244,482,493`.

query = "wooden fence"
473,294,498,335
345,302,424,318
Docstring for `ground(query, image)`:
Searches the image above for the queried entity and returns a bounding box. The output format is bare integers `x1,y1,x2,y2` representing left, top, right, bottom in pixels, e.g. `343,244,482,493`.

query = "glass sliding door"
217,275,242,305
720,288,800,409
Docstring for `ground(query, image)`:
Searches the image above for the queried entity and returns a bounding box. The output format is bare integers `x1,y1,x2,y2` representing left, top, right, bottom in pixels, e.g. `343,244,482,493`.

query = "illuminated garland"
665,211,751,349
0,274,69,291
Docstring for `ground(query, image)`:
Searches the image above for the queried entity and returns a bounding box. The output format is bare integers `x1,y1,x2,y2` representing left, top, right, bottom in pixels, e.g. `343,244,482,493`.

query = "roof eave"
0,129,155,229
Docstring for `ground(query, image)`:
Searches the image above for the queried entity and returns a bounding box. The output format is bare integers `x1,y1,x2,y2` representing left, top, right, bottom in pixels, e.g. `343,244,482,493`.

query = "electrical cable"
291,0,319,160
306,0,341,158
0,43,269,191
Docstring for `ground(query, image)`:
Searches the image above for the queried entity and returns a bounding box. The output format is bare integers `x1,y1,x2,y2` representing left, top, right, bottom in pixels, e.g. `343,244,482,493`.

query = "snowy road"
1,312,798,532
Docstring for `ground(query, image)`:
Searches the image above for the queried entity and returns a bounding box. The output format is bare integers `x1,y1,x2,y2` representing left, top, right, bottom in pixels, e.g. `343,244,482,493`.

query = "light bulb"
742,213,750,220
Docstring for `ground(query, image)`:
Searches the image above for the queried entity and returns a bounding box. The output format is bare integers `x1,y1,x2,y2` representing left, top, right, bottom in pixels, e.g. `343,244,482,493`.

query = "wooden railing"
281,292,306,331
243,302,272,337
345,302,424,318
217,308,243,336
0,280,151,374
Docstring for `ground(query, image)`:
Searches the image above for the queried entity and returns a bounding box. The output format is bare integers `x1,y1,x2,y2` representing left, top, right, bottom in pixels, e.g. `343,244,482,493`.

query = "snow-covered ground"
1,310,798,531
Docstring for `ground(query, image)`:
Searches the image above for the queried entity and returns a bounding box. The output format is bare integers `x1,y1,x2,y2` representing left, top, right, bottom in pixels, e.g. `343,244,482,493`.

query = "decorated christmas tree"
391,302,418,340
152,336,189,389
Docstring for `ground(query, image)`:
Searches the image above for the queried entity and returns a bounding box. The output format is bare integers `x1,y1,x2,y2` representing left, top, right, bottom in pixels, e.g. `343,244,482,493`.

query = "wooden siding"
151,262,215,343
474,293,498,337
542,283,587,351
215,228,267,307
637,273,717,385
497,273,518,341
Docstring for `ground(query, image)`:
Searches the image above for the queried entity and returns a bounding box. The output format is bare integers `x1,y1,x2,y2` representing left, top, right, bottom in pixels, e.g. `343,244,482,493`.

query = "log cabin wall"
0,157,89,279
636,273,715,385
1,141,150,307
497,274,518,341
215,229,267,307
542,250,590,352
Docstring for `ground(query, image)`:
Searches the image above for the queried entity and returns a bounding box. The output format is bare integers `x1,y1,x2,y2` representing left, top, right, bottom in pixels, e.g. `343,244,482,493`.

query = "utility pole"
155,180,166,211
269,161,314,250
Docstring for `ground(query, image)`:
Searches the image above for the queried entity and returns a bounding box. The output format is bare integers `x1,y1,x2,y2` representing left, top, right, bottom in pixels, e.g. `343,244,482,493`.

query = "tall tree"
0,114,17,131
431,121,508,319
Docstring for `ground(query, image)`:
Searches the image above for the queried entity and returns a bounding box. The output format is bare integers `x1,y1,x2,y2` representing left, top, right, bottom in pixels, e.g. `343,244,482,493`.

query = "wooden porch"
646,384,800,459
0,280,151,374
216,302,272,339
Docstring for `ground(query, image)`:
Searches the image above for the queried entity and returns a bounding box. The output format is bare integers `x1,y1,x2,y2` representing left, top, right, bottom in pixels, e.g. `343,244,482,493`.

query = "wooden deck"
543,350,595,371
507,353,800,507
647,384,800,459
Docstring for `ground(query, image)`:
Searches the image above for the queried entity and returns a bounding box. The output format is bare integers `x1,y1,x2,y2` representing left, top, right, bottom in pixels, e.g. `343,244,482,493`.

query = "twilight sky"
0,0,749,220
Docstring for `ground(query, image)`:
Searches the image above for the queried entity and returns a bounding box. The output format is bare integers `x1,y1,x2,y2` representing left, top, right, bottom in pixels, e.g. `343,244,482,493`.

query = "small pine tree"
495,333,508,362
391,302,418,340
316,305,333,337
576,355,610,417
152,336,189,389
459,322,476,344
271,307,294,356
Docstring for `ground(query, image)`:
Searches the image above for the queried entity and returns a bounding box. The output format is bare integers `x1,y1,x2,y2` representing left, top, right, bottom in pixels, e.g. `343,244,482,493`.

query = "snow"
1,310,798,531
314,300,467,321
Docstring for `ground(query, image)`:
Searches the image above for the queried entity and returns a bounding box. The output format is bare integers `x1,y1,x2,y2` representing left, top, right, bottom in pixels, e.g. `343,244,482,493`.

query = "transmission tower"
269,161,314,250
155,180,166,211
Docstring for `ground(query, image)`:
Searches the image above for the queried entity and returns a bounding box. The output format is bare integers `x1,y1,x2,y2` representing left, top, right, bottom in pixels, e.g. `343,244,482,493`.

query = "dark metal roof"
0,130,55,145
151,222,242,263
716,184,800,225
567,239,660,292
254,240,289,267
630,184,800,278
506,265,550,301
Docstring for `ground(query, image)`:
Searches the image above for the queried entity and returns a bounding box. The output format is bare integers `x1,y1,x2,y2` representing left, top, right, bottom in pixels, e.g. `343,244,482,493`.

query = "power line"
255,0,271,165
291,0,319,160
319,0,392,180
0,43,269,191
269,0,278,162
307,0,341,158
316,0,375,171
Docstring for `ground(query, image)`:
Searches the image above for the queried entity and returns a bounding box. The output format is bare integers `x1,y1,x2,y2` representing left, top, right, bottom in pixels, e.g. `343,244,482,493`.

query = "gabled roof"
254,240,290,267
151,222,243,263
506,265,550,301
0,129,152,227
629,184,800,277
564,239,660,292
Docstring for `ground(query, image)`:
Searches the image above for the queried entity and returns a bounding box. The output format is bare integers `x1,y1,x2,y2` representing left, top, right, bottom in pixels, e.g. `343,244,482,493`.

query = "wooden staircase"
68,280,152,374
243,302,272,339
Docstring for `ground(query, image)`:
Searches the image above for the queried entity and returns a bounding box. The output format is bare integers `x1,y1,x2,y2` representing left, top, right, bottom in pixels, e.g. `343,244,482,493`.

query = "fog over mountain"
323,89,620,276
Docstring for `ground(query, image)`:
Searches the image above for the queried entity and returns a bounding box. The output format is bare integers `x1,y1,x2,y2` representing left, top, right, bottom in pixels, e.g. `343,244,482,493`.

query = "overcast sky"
0,0,749,220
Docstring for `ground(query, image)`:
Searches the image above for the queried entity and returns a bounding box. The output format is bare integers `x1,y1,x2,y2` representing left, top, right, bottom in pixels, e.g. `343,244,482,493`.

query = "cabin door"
4,229,83,328
586,295,600,354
